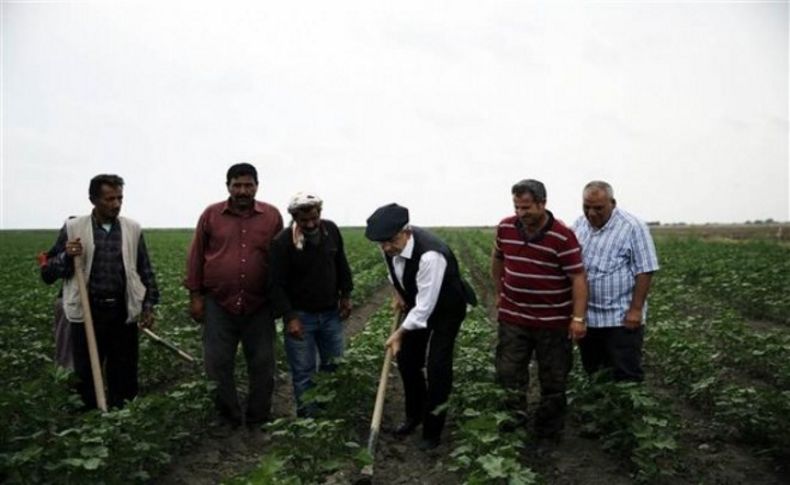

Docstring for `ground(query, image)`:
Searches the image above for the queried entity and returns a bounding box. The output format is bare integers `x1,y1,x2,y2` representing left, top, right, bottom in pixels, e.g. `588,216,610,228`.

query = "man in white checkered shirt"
572,181,659,382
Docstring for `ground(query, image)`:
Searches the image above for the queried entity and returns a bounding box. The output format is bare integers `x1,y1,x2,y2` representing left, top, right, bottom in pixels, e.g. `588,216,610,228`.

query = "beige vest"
62,215,147,323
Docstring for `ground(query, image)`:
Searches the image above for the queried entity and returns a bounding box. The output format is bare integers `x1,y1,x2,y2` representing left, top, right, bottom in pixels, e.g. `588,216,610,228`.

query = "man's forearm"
138,235,160,307
46,226,75,279
570,272,588,319
629,273,654,312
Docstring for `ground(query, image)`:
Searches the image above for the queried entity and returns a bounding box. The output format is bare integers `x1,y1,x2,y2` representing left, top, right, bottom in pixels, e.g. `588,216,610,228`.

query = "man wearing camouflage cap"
269,192,353,417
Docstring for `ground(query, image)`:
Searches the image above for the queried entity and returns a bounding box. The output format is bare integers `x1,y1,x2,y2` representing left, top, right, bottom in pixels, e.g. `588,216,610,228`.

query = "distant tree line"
646,219,780,227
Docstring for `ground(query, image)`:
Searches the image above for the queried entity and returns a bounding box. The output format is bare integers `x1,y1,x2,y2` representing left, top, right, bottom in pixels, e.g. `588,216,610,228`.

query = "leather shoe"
417,437,440,451
394,418,421,436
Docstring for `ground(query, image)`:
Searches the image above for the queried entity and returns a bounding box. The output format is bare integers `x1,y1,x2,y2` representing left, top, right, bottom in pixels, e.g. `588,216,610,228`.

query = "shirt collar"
590,207,621,233
90,213,118,228
397,233,415,260
516,210,555,243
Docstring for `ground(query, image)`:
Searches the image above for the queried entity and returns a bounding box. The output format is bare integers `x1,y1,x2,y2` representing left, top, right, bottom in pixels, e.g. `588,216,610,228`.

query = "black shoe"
499,415,527,433
535,431,562,445
417,437,440,451
209,416,241,438
394,418,421,436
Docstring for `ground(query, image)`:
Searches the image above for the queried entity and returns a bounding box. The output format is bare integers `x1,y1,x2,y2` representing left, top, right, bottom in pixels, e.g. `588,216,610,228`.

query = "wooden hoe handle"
74,255,108,412
366,310,402,455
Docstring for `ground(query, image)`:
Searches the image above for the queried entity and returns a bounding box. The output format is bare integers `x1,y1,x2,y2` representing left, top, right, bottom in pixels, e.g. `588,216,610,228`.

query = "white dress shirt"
390,235,448,331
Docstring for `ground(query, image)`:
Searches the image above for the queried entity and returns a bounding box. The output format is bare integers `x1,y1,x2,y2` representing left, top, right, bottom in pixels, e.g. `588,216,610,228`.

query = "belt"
91,296,124,306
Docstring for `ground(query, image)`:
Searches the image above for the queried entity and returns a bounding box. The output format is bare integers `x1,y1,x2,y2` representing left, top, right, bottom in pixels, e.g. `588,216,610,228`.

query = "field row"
1,227,787,482
0,228,384,483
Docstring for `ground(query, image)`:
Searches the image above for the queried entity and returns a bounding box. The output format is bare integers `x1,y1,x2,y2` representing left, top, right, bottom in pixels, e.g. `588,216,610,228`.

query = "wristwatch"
571,316,585,324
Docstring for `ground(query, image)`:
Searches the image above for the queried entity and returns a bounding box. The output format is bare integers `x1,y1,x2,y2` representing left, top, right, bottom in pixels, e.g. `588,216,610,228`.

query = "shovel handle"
367,310,402,455
74,255,108,412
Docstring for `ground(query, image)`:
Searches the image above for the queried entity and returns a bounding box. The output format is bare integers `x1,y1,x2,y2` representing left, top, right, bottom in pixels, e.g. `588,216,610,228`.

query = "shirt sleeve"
334,226,353,298
267,234,294,321
137,233,160,310
42,225,75,281
493,225,504,259
400,251,447,331
558,230,584,274
184,211,208,292
630,222,660,274
571,216,583,235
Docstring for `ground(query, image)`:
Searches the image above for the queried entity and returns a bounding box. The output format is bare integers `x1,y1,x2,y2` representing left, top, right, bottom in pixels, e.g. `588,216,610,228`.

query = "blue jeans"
284,309,344,415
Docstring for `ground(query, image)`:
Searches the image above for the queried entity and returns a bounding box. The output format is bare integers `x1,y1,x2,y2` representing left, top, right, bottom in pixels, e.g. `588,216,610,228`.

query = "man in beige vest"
43,174,159,409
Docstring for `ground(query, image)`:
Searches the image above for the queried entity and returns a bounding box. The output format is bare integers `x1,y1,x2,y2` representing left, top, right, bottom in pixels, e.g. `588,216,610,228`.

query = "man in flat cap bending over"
365,203,476,451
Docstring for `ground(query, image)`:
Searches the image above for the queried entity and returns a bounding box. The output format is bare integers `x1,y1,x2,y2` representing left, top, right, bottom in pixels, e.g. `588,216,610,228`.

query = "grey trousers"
203,296,276,425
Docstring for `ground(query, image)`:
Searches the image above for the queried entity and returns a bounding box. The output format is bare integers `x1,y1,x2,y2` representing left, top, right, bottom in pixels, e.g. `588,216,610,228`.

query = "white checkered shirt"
572,208,659,328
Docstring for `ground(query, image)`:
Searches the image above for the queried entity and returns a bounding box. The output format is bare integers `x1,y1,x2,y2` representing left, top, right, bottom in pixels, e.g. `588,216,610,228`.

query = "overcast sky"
2,0,788,229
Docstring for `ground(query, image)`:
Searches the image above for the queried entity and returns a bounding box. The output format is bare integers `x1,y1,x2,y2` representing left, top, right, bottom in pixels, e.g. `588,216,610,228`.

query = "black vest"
385,227,473,327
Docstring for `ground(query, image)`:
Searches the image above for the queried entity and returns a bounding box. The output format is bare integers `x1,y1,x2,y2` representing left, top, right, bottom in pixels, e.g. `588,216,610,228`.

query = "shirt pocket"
590,242,631,275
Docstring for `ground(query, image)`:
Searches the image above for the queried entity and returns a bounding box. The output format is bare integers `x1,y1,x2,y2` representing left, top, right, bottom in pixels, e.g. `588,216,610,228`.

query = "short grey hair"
511,179,546,203
583,180,614,199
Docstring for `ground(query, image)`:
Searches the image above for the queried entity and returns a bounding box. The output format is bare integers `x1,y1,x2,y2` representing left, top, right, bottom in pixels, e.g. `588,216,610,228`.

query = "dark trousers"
397,315,463,441
579,326,644,382
71,302,138,409
203,296,276,425
53,297,73,370
495,323,572,437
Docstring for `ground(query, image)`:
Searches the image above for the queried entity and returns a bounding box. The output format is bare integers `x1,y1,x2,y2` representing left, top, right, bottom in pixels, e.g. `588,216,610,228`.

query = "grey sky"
2,0,788,229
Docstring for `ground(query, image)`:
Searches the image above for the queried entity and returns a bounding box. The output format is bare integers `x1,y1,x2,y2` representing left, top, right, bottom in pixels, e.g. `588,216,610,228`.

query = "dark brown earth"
158,286,390,485
453,236,787,485
158,237,787,484
645,375,786,485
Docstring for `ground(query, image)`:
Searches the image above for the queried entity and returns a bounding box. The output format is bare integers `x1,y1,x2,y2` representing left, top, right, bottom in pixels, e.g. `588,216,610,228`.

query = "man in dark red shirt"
491,179,587,441
185,163,283,429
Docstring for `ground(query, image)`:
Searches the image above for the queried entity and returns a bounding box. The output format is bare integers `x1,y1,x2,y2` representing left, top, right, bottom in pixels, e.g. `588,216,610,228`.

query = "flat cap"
365,203,409,241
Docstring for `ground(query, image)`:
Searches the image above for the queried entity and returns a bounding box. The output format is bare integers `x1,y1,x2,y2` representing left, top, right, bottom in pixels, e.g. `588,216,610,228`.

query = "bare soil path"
157,285,390,485
645,374,786,485
158,234,788,484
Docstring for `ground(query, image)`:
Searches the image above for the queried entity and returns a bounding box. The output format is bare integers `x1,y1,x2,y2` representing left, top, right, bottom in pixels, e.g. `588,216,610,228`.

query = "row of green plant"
656,237,790,325
0,228,388,483
652,238,790,389
236,299,540,484
230,306,394,483
0,366,213,483
648,265,790,458
445,229,681,483
568,370,679,482
447,305,539,485
434,233,540,484
450,229,790,475
0,230,213,483
339,229,389,305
